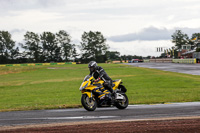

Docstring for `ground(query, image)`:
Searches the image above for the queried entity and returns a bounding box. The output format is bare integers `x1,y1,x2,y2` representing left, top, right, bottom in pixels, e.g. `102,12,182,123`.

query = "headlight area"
79,82,89,91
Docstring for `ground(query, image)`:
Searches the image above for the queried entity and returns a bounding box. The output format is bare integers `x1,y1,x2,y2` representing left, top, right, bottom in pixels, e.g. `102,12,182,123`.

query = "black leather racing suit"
89,66,113,93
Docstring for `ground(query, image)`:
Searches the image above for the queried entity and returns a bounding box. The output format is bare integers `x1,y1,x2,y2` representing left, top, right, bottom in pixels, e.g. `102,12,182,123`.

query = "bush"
196,48,200,52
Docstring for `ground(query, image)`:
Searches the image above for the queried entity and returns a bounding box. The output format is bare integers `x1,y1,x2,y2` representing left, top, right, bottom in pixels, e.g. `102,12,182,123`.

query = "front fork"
89,91,93,102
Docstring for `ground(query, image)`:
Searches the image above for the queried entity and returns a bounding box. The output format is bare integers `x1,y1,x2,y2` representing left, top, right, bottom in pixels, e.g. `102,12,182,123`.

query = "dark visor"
89,67,94,72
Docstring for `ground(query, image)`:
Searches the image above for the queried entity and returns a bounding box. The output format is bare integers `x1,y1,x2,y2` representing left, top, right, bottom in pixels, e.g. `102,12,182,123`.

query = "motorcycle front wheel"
81,94,97,111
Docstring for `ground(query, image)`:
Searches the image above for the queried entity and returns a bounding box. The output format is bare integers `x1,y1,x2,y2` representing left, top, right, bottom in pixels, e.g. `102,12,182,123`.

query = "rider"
88,61,114,100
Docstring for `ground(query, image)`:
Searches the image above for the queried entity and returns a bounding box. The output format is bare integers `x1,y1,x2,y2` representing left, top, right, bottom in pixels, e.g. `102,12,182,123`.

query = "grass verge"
0,63,200,111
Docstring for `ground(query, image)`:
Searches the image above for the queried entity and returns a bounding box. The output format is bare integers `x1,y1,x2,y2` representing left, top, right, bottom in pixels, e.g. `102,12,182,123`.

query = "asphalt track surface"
0,102,200,128
125,62,200,75
1,62,200,130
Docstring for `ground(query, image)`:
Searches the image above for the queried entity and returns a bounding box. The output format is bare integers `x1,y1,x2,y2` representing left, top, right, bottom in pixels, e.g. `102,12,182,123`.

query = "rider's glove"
94,78,100,82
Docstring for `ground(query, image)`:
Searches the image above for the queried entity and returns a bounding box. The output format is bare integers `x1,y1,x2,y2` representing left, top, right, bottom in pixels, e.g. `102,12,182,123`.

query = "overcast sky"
1,0,200,56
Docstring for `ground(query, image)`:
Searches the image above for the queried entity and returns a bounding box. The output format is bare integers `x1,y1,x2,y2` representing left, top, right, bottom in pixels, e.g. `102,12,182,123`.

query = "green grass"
0,63,200,111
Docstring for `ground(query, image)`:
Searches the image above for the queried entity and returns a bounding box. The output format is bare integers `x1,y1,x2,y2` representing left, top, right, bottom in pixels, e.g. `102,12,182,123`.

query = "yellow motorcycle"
79,75,129,111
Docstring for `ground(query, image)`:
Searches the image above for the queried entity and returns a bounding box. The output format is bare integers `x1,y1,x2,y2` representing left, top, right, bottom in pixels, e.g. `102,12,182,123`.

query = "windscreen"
83,75,91,81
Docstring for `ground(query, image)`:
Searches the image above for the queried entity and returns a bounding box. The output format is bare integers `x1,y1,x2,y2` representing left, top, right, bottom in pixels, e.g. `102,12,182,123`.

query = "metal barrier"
172,59,196,64
149,58,172,63
142,59,197,64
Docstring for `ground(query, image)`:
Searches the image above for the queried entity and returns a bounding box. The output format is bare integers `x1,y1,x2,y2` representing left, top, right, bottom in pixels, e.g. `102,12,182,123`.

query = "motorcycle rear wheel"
81,94,97,111
115,93,129,109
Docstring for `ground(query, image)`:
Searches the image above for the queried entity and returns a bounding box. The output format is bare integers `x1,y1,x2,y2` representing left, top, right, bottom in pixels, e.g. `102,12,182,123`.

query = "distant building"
178,38,200,59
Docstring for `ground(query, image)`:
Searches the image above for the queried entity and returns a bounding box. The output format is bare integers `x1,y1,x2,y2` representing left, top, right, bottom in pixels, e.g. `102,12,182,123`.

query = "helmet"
88,61,97,72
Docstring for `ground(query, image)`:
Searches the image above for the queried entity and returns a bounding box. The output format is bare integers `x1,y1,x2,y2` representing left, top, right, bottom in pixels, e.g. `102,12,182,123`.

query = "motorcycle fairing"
113,79,122,90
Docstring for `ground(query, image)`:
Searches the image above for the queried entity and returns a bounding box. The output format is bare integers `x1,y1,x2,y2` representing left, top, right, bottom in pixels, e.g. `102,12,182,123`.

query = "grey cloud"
178,27,200,36
10,29,26,34
108,27,200,42
0,0,66,12
108,27,172,42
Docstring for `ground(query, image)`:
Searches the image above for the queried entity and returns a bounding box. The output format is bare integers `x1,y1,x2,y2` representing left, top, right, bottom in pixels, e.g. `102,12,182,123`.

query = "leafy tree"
56,30,74,61
146,56,151,59
196,48,200,52
106,51,120,60
171,30,189,49
0,31,18,64
191,33,200,48
160,53,167,58
121,55,126,62
125,55,143,60
71,46,79,62
191,33,200,40
10,47,19,61
80,31,109,63
40,32,61,62
20,31,42,62
54,45,62,62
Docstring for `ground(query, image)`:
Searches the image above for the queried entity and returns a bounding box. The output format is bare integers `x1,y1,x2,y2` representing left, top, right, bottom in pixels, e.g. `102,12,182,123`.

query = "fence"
0,62,76,67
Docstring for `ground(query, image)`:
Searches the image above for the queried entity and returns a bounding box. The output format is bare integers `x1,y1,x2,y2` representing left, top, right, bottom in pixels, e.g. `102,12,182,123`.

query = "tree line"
0,30,77,64
3,29,194,64
0,30,128,64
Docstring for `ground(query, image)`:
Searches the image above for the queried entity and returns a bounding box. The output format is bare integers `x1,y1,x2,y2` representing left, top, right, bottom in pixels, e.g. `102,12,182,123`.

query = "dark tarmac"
125,63,200,75
0,102,200,127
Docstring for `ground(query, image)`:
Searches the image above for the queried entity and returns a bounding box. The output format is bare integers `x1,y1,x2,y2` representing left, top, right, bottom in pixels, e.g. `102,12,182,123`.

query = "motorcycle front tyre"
81,94,97,111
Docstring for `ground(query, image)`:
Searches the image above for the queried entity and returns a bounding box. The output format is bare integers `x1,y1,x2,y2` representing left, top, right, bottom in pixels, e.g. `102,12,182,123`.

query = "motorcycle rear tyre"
115,93,129,109
81,94,97,111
